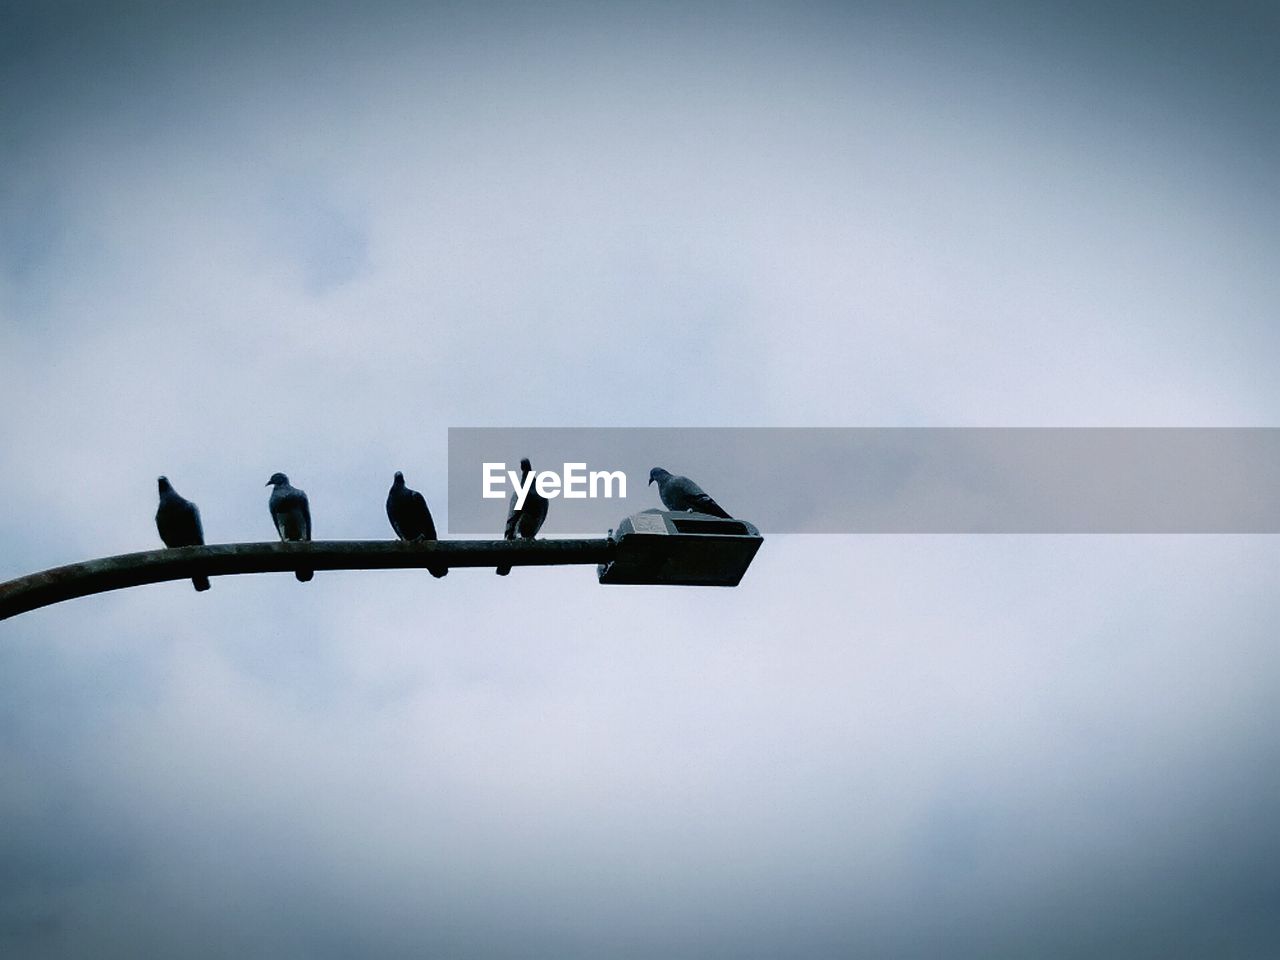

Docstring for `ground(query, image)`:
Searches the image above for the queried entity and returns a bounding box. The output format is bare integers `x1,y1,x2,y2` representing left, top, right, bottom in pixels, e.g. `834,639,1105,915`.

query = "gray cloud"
2,1,1278,957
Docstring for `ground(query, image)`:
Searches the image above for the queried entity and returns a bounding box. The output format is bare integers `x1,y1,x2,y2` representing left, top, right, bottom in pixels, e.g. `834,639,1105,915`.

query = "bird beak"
648,477,654,485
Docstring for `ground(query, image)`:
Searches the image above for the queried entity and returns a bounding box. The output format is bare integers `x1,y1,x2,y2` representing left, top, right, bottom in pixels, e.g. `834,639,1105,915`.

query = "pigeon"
266,472,313,582
648,467,732,518
155,476,210,592
387,471,447,578
496,457,548,576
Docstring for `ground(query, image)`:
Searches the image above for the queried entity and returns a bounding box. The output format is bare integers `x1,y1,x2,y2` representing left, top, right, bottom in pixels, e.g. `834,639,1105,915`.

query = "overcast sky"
3,1,1279,957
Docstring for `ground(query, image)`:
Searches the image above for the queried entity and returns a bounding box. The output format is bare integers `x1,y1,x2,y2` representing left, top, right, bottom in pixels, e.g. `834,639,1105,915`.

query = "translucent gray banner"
446,428,1280,534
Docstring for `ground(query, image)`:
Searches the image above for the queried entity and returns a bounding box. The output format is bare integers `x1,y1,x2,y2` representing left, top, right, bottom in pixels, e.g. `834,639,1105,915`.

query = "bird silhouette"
267,472,313,582
497,457,548,576
155,476,210,592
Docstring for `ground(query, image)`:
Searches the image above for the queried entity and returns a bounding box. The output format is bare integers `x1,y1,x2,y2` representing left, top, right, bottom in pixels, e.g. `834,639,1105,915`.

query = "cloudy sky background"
2,1,1279,956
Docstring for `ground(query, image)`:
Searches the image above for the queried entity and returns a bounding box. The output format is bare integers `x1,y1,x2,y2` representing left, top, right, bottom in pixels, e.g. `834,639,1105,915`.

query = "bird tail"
296,569,314,583
695,496,732,519
191,575,211,592
497,524,517,576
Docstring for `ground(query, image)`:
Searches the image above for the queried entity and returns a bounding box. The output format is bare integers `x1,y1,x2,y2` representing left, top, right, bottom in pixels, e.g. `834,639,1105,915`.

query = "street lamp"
0,518,765,620
597,509,764,587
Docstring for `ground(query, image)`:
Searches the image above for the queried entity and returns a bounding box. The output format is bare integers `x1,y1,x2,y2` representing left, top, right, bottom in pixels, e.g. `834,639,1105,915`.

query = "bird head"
266,472,289,487
157,476,172,493
520,457,532,475
648,467,669,486
393,471,405,485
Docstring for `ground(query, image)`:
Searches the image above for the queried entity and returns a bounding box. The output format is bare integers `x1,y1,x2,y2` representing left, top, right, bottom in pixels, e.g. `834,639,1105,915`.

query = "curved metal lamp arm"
0,539,617,621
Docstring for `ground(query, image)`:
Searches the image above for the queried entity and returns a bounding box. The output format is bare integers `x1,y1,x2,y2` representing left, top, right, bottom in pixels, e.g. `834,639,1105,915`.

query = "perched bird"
266,472,313,582
496,457,549,576
155,476,210,592
387,471,447,578
648,467,732,518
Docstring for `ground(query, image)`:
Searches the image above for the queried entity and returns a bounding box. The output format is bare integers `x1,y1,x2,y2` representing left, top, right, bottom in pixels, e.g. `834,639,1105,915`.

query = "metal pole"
0,539,618,621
